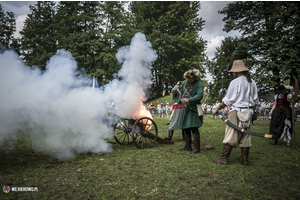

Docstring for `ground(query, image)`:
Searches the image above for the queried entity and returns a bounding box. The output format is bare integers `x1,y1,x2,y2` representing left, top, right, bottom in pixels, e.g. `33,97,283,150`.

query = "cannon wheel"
113,118,134,145
132,117,158,149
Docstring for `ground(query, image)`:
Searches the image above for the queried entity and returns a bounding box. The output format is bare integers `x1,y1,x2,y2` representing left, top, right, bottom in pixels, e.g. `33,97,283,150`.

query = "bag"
237,110,252,129
196,104,204,116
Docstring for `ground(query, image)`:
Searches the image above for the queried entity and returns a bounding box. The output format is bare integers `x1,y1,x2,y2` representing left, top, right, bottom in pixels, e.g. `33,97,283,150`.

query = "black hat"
274,85,287,94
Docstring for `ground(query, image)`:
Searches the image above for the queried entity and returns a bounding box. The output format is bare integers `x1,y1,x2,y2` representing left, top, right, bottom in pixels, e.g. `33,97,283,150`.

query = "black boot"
182,129,185,141
190,133,200,154
179,130,192,151
241,147,250,166
164,130,174,140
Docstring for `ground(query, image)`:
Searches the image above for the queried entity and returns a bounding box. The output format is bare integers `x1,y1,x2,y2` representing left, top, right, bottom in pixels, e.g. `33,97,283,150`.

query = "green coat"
177,80,204,129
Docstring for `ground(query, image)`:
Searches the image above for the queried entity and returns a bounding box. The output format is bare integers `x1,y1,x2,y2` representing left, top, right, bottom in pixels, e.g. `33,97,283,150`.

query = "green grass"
1,117,300,200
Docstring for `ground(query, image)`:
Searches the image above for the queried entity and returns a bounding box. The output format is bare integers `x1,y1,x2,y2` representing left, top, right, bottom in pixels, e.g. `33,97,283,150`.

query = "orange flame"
138,105,153,130
138,105,153,119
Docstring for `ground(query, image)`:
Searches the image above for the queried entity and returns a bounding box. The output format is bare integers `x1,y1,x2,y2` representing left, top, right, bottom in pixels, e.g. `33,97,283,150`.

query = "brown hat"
183,69,200,80
229,60,249,72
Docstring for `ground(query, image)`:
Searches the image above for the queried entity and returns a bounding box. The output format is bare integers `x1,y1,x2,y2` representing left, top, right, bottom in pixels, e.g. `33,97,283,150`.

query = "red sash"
173,105,183,109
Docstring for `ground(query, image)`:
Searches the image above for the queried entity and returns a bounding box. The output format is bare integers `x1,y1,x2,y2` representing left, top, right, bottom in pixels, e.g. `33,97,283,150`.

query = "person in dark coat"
174,69,204,154
269,85,294,146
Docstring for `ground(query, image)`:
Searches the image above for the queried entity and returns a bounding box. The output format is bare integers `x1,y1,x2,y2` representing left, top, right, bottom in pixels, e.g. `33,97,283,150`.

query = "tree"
130,1,206,98
207,36,255,98
19,1,57,70
0,4,16,53
219,1,300,92
94,1,136,85
54,1,103,75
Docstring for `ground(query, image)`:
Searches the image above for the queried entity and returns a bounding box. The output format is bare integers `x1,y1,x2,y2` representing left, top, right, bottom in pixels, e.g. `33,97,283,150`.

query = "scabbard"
182,106,186,124
219,116,273,138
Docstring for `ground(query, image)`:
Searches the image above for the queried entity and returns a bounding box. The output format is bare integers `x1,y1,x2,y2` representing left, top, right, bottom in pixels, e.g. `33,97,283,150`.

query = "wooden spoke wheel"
132,117,158,149
113,118,136,145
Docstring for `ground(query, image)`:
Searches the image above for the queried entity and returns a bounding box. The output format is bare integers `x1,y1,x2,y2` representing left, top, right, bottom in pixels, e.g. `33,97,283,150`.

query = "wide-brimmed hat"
274,85,288,94
229,60,249,72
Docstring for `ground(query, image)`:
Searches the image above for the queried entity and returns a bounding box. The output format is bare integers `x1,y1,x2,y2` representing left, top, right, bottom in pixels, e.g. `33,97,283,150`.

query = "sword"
218,115,273,138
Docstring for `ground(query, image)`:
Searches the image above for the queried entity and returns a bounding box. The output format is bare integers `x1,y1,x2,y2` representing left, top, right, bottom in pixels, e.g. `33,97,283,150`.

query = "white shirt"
222,76,259,113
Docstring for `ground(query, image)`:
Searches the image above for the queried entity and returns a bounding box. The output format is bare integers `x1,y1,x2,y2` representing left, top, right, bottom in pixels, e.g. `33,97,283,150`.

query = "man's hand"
212,109,218,116
180,98,189,103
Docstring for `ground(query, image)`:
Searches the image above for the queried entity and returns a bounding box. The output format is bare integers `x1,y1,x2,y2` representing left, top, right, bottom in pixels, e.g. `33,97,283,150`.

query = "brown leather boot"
190,133,200,154
211,144,232,164
179,130,192,151
241,147,249,166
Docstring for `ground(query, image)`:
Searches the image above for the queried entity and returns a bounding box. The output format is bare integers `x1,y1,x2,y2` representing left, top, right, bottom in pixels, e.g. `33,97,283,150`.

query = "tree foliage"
0,4,16,52
19,1,57,70
3,1,299,99
219,1,300,93
130,1,206,98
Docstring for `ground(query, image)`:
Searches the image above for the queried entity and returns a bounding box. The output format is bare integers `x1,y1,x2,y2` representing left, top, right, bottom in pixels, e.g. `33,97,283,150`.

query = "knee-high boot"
241,147,250,166
164,130,174,140
182,129,185,141
211,144,232,164
190,133,200,154
179,130,192,151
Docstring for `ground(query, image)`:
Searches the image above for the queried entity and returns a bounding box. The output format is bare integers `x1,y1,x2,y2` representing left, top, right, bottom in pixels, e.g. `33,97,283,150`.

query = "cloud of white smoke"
0,32,157,160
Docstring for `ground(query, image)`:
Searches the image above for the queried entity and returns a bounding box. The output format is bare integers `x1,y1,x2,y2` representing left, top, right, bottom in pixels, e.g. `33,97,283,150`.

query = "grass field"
1,115,300,200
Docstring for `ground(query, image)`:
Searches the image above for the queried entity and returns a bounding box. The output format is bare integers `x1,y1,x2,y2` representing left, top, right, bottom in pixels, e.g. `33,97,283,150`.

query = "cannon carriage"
113,117,173,149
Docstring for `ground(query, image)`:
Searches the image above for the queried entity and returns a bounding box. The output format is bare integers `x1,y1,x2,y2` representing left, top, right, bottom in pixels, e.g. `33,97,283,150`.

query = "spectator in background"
258,99,265,119
211,103,217,119
270,99,274,108
264,101,271,120
157,101,162,117
149,103,155,117
165,101,170,118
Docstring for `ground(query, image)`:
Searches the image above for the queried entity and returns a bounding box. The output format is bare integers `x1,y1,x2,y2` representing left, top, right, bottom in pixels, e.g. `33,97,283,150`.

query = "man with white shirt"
211,60,259,166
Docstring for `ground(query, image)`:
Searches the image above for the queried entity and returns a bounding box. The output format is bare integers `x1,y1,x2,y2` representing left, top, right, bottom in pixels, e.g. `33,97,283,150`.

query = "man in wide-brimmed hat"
212,60,259,166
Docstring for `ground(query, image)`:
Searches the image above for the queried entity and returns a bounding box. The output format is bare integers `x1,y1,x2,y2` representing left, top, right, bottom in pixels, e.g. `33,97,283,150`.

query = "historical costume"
176,69,204,154
164,81,184,140
269,85,293,146
211,60,259,165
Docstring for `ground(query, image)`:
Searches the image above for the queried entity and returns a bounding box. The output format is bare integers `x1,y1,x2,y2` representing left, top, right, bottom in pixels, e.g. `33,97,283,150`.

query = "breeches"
222,110,252,147
183,127,199,135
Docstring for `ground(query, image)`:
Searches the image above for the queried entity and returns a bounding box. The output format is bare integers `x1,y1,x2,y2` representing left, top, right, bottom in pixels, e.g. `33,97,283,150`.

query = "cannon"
113,117,173,149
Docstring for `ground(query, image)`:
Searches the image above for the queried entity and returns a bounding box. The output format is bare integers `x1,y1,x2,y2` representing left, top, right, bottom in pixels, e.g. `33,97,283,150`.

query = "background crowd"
147,99,300,121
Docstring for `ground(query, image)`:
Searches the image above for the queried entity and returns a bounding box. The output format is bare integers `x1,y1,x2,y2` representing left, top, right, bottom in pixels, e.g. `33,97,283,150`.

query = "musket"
292,75,298,149
218,115,273,138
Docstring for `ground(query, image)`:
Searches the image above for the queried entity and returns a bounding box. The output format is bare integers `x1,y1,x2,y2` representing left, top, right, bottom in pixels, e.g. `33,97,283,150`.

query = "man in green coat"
174,69,204,154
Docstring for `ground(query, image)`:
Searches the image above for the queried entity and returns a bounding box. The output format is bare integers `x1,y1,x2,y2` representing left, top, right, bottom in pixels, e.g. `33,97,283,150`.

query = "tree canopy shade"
219,1,300,93
18,1,136,86
2,1,299,100
206,36,253,98
19,1,57,70
0,4,16,53
130,1,207,98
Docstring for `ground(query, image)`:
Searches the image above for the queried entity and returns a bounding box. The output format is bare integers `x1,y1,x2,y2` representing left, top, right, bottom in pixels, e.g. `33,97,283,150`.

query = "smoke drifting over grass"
0,32,157,160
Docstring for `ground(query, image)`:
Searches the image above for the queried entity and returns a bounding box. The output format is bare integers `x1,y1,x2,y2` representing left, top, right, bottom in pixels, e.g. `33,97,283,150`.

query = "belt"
238,107,253,109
